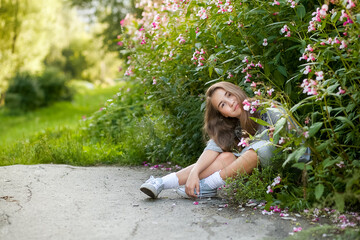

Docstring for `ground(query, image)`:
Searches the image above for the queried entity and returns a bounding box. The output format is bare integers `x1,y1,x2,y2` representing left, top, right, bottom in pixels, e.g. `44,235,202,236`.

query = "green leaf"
335,116,355,129
250,117,270,127
308,122,323,137
331,11,340,23
209,67,213,78
222,57,238,64
200,101,206,111
315,184,324,200
322,158,338,168
326,83,339,94
356,13,360,24
283,146,307,167
320,19,327,31
277,65,288,77
190,28,196,40
195,42,202,49
214,68,223,76
273,117,286,144
316,139,333,152
292,162,312,171
296,5,306,19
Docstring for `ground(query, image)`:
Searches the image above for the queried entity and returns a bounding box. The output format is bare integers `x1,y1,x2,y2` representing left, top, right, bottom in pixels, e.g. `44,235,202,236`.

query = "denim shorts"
204,139,275,167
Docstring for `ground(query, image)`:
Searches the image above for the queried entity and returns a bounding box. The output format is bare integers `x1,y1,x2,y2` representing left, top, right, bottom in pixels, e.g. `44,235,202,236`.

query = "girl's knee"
216,152,236,165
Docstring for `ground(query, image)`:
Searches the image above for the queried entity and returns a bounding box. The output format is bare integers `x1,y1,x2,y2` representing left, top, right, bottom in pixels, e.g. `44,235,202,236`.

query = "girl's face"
211,88,242,119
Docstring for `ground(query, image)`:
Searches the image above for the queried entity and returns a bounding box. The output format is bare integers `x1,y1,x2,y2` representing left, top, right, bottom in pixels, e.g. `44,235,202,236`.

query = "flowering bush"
113,0,360,211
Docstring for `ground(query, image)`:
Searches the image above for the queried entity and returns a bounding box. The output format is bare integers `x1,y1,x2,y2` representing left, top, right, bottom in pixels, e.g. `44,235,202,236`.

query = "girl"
140,81,309,199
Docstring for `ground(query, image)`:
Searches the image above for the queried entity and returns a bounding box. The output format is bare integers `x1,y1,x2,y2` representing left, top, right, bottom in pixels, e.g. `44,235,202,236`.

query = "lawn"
0,84,121,146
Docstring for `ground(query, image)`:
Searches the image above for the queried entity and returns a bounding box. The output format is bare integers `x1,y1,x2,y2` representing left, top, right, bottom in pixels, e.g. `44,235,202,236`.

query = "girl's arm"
185,150,220,198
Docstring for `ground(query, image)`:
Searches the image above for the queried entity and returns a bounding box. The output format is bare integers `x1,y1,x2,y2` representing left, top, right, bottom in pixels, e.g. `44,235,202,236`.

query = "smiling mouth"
234,104,239,111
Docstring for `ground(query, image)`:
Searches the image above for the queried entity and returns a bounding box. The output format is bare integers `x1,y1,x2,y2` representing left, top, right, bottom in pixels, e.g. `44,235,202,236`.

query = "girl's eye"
221,103,225,108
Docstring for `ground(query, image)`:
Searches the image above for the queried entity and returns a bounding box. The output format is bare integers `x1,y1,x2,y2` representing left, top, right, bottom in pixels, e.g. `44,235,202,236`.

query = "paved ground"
0,164,312,240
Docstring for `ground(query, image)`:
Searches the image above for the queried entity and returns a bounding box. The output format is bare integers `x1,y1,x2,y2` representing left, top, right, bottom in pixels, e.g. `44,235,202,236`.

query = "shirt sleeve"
204,139,224,153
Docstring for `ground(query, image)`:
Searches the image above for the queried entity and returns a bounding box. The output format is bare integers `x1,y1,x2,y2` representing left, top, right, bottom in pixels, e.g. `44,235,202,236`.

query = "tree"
69,0,141,53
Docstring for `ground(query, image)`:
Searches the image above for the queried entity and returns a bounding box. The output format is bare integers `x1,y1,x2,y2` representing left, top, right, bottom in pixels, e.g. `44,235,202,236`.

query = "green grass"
0,84,121,146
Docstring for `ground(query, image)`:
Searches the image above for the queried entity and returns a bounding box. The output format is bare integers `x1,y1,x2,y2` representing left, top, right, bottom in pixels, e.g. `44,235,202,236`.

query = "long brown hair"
204,81,259,151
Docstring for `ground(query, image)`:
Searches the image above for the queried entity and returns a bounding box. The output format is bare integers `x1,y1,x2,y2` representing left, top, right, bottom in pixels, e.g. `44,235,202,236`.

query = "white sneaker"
140,176,164,198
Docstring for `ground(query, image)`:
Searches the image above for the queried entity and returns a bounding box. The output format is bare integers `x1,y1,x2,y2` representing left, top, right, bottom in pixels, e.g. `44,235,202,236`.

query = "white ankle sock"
203,171,225,189
161,172,179,189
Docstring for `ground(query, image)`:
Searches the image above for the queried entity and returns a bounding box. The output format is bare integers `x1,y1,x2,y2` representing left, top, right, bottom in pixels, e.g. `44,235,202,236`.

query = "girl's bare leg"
219,149,258,179
175,152,236,185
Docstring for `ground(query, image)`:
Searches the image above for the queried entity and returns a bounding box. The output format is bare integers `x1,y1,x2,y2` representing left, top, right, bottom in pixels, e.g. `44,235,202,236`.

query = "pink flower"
152,22,159,29
153,79,157,85
266,185,273,194
120,19,125,26
176,34,186,44
263,38,268,46
242,99,251,111
303,131,309,138
196,7,208,20
193,201,199,205
339,41,348,49
255,61,263,68
238,137,249,147
315,71,323,80
299,53,308,61
272,0,280,5
308,53,316,62
281,25,289,33
250,82,257,88
337,87,346,95
346,0,356,9
254,90,261,96
343,17,354,26
262,210,274,215
267,88,274,96
293,227,302,232
278,137,285,144
271,176,281,186
227,72,234,78
305,44,314,52
340,10,349,21
117,41,124,46
244,73,252,82
242,56,249,63
336,161,345,168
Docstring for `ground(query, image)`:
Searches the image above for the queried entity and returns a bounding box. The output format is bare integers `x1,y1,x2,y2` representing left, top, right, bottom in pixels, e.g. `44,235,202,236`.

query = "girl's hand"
185,171,200,198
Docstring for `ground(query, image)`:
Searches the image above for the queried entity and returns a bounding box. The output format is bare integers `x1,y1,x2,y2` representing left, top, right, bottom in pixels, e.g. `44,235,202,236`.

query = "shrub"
110,0,360,211
5,72,44,112
37,67,73,105
5,68,74,112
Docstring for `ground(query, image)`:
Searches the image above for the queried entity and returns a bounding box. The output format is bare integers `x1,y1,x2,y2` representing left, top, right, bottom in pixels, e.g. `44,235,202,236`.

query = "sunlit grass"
0,84,121,146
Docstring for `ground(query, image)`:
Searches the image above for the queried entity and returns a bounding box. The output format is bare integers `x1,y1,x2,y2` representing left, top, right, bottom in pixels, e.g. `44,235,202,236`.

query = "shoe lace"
146,176,161,187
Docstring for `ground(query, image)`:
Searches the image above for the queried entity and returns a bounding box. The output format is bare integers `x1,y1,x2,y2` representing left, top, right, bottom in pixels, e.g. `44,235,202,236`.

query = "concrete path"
0,164,310,240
